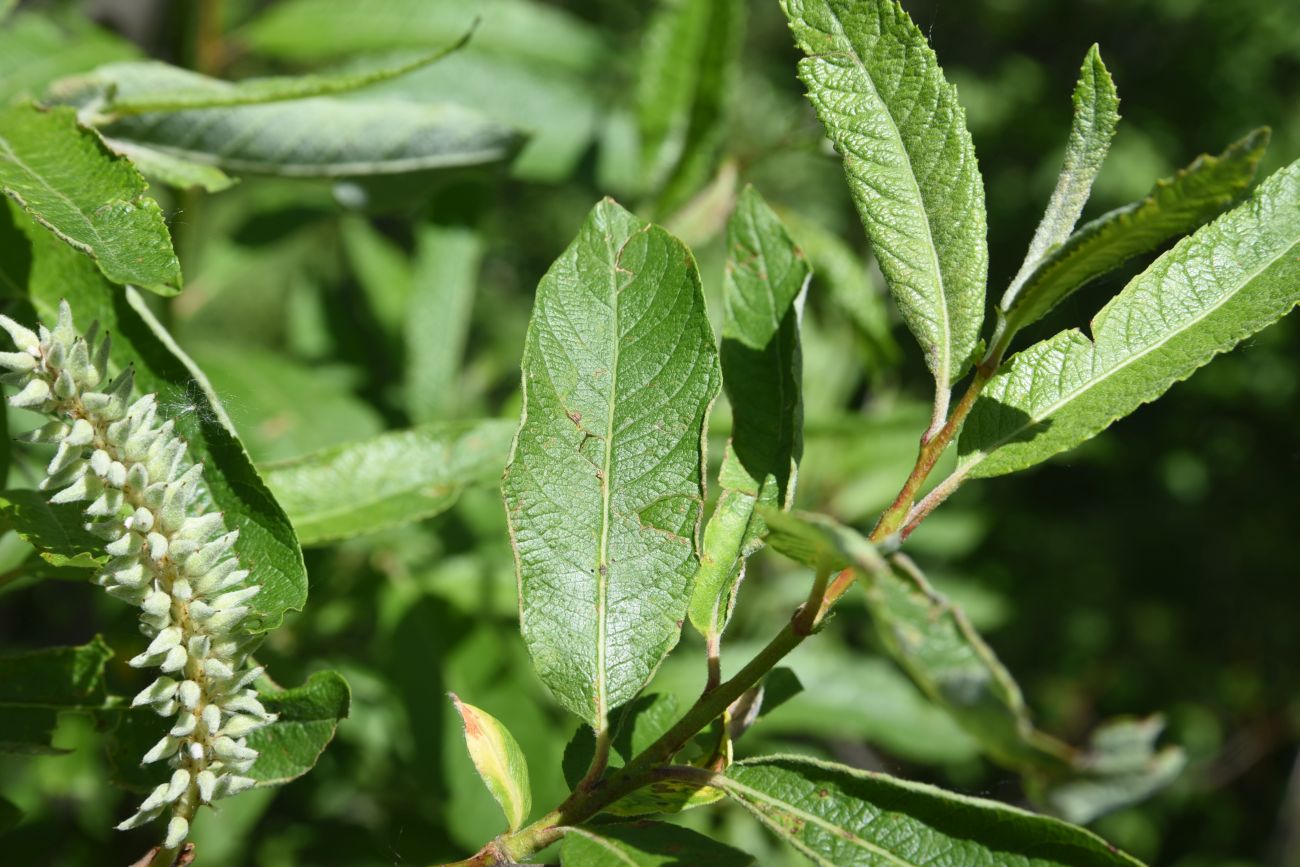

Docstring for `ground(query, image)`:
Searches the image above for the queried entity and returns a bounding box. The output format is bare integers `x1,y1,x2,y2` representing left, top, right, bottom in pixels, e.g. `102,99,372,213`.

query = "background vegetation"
1,0,1297,864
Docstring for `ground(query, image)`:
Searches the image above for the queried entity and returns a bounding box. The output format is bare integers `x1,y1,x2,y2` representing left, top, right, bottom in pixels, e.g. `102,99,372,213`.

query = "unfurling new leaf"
781,0,987,392
690,185,807,643
503,198,720,728
1000,128,1270,337
451,694,532,832
1005,44,1119,303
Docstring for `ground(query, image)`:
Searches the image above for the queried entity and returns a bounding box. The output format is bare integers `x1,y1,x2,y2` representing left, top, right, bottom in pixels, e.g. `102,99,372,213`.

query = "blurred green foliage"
0,0,1297,865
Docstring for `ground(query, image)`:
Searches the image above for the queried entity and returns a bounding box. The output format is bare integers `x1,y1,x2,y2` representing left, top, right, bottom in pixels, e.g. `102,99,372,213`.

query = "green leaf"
690,186,808,641
859,551,1075,772
781,0,987,389
561,821,754,867
637,0,745,214
1006,45,1120,303
263,419,515,546
758,508,853,572
502,198,721,727
406,221,483,421
0,637,112,754
958,156,1300,480
240,0,608,75
84,38,469,117
0,105,181,295
339,215,412,340
451,694,532,832
0,489,106,568
714,756,1144,866
1000,128,1270,336
0,11,138,106
54,62,520,178
1036,717,1187,826
244,670,352,786
101,137,236,192
16,207,307,633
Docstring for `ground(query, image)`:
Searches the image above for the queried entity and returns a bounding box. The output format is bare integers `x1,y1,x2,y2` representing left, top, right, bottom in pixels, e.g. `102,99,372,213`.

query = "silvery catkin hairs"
1,301,273,850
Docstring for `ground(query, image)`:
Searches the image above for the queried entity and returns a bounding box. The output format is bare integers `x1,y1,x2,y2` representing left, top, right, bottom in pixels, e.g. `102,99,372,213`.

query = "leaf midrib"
967,235,1300,471
818,0,952,385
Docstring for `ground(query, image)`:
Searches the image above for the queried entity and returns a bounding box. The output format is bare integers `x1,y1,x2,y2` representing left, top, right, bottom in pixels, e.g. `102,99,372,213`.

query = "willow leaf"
959,156,1300,480
714,756,1144,866
451,695,532,832
503,199,720,727
689,186,807,642
1006,45,1119,301
781,0,986,388
1001,128,1269,335
0,105,180,294
52,62,520,178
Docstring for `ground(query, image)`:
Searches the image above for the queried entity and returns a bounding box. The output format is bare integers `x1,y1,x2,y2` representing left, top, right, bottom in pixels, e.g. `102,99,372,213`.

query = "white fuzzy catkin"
1,301,275,847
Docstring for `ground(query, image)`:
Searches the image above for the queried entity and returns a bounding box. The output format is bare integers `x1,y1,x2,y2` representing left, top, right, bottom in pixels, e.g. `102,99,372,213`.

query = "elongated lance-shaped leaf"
561,821,754,867
84,36,470,117
781,0,987,393
0,105,181,295
637,0,745,215
958,156,1300,480
102,137,236,192
1006,45,1119,304
503,199,720,727
1000,128,1270,337
710,756,1144,866
50,62,520,178
451,694,532,832
689,186,808,642
263,419,514,546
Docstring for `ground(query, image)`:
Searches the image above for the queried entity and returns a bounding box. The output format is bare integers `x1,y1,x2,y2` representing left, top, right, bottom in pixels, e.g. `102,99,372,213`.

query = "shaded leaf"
959,156,1300,480
503,199,720,727
0,105,180,294
0,637,112,754
758,507,852,572
637,0,745,214
1000,128,1270,335
0,489,105,568
1006,45,1120,300
451,694,532,831
240,0,608,75
561,821,754,867
405,221,483,421
781,0,987,389
690,186,808,641
244,670,352,786
263,419,513,546
714,756,1144,866
0,795,19,836
16,208,307,633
